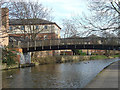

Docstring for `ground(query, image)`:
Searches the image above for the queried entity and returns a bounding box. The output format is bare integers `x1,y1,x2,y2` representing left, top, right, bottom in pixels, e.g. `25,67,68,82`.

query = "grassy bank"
32,55,120,65
2,55,120,70
90,55,108,60
90,55,120,60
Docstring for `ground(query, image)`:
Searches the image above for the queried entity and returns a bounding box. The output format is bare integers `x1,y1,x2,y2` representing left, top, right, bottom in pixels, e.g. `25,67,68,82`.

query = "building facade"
1,8,61,64
9,19,61,57
0,8,9,47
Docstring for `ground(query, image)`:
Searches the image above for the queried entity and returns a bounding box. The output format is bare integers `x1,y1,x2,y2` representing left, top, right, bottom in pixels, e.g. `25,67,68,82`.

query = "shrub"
2,46,17,66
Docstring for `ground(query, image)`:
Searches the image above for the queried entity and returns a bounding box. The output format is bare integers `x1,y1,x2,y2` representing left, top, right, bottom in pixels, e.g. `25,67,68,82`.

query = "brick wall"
9,33,59,40
0,8,9,46
2,8,9,29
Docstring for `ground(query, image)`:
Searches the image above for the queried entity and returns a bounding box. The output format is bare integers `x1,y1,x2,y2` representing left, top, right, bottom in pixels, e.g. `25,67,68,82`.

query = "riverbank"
2,57,120,88
32,55,120,65
1,63,35,70
85,60,120,88
1,55,120,70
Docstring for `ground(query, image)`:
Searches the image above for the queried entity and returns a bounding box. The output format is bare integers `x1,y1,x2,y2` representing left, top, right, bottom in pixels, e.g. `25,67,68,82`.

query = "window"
44,35,48,40
9,26,12,30
36,25,39,29
21,26,24,30
26,36,28,38
44,25,47,29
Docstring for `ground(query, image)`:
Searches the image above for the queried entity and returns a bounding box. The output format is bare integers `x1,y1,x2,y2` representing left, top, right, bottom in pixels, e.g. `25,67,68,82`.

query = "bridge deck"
9,37,120,52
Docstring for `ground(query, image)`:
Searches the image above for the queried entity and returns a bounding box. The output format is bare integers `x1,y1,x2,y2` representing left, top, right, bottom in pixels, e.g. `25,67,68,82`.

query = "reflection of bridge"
9,37,120,53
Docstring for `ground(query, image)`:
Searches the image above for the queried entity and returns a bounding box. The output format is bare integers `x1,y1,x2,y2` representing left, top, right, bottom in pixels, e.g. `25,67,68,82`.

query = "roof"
66,35,81,39
87,34,99,38
9,36,29,42
9,19,61,29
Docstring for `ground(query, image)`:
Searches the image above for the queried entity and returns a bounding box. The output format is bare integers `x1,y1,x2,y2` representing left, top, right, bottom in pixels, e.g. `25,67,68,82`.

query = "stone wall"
31,55,91,65
61,56,91,62
0,8,9,47
20,52,31,64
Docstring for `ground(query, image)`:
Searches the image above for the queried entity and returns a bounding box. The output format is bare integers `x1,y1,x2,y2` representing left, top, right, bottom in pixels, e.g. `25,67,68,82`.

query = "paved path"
0,71,1,90
85,60,120,88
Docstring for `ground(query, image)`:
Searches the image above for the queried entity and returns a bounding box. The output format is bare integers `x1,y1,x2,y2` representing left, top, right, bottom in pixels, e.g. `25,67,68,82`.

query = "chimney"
0,8,9,46
2,8,9,29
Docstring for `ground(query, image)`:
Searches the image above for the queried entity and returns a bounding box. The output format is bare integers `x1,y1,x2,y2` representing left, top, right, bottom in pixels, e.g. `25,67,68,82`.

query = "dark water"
2,58,120,88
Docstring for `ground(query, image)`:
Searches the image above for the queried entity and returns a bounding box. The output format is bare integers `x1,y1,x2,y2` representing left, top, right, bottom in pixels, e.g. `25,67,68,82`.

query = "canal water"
2,58,120,88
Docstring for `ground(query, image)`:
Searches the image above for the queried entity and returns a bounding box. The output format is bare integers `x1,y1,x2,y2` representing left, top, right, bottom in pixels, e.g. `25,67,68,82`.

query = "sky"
32,0,90,37
3,0,90,37
5,0,89,27
30,0,89,28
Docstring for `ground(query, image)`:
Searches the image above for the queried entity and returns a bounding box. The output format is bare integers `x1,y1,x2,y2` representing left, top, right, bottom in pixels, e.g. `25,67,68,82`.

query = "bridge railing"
8,37,120,48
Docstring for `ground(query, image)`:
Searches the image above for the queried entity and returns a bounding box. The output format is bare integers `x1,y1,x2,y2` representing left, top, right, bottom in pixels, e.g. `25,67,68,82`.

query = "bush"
72,49,87,55
80,52,86,56
2,46,17,66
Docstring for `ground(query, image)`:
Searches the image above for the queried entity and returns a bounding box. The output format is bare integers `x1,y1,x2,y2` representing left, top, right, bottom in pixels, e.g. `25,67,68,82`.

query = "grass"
90,55,108,60
32,55,120,65
111,55,120,58
90,54,120,60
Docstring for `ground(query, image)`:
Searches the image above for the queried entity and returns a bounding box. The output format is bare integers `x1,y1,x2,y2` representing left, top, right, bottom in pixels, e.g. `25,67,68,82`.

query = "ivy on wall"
2,46,17,66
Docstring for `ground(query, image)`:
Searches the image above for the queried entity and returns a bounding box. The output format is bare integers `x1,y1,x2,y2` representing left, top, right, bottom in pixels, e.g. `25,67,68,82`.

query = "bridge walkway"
8,37,120,52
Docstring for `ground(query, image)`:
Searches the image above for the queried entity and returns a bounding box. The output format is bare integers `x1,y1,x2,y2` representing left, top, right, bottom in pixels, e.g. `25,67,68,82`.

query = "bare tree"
63,0,120,36
3,0,53,41
62,19,78,38
88,0,120,31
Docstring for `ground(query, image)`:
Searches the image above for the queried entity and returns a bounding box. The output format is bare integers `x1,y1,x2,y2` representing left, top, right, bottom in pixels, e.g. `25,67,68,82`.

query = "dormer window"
21,26,24,30
9,26,12,30
44,35,48,40
44,25,47,29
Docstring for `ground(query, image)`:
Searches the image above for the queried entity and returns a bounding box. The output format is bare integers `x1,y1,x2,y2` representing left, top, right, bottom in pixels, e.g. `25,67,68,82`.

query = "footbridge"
9,37,120,53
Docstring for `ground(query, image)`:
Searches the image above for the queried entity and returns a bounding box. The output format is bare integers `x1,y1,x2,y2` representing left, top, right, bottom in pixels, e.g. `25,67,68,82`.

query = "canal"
2,58,120,88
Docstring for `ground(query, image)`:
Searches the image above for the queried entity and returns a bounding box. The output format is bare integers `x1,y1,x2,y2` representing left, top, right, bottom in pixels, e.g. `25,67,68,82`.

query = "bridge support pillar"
20,52,31,64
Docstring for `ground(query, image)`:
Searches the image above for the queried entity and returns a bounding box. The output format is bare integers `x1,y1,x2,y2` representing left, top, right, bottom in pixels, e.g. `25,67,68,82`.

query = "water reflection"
2,58,120,88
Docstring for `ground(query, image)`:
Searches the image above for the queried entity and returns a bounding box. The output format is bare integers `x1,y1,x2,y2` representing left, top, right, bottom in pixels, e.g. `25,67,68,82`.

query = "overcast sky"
5,0,90,37
29,0,89,27
6,0,89,27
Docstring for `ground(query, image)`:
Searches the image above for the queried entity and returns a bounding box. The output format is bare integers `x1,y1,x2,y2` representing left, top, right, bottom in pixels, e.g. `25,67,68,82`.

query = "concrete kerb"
0,47,2,90
0,6,2,90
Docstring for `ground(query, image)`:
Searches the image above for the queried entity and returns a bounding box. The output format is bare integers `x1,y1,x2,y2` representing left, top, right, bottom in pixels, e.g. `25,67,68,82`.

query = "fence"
9,37,120,48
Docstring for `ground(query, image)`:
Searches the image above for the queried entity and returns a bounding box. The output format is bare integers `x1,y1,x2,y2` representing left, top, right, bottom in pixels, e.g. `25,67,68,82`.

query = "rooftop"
9,19,61,29
9,36,29,42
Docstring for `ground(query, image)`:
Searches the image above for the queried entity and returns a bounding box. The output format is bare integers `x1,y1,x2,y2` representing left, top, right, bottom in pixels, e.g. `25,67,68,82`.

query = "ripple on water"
2,58,120,88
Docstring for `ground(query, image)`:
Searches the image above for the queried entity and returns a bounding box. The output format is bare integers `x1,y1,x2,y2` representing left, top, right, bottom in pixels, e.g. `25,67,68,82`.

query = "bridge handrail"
8,37,120,48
